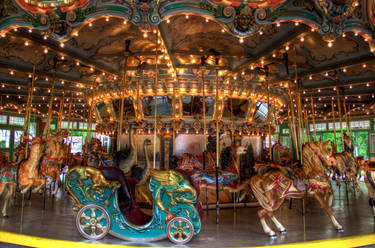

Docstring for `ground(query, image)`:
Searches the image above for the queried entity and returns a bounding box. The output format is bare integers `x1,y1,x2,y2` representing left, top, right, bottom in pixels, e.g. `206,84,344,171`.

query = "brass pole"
310,95,317,141
215,62,220,225
287,86,299,160
67,97,74,137
335,85,345,151
304,108,310,142
23,64,36,158
135,76,140,165
57,84,66,132
287,105,293,155
201,65,208,216
296,93,303,156
267,81,272,160
300,105,306,144
343,96,350,135
230,81,234,143
153,31,159,169
331,98,337,148
348,104,352,133
85,75,97,154
172,81,176,155
294,64,303,158
202,67,206,151
117,42,130,151
45,65,57,138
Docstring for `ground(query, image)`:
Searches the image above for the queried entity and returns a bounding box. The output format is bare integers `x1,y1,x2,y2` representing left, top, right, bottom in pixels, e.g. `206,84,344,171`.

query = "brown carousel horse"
39,132,67,195
356,159,375,217
18,137,46,194
329,141,359,192
0,152,16,218
249,141,342,238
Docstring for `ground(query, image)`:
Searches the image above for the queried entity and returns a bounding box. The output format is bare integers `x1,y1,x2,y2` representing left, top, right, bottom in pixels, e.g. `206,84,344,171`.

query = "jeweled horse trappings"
250,141,342,238
177,144,251,201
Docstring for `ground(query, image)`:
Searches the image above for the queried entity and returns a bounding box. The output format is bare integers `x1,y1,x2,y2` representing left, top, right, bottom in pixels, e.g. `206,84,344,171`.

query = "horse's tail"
250,175,272,212
367,171,375,189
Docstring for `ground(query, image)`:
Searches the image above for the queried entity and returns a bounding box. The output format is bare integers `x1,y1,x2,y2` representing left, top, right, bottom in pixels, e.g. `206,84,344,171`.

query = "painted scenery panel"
143,96,172,117
113,98,135,118
223,98,248,119
182,96,213,116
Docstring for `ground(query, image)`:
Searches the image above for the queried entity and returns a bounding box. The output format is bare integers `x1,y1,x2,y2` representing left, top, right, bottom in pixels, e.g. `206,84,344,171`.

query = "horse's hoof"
2,215,8,219
280,230,287,235
337,228,344,233
269,234,277,239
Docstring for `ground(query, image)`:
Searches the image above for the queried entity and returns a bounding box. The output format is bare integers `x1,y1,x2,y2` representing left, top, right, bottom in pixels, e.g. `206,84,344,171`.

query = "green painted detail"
74,6,97,23
263,8,287,22
105,5,130,13
199,2,225,18
23,14,44,27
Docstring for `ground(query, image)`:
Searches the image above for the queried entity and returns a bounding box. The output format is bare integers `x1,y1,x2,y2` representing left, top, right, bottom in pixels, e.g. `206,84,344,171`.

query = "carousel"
0,0,375,247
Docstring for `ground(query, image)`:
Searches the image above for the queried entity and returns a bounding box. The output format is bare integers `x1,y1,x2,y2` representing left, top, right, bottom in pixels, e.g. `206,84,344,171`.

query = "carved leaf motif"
0,0,18,18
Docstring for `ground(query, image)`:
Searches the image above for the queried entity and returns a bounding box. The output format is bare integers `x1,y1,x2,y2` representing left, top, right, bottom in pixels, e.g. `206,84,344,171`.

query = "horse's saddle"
293,179,308,192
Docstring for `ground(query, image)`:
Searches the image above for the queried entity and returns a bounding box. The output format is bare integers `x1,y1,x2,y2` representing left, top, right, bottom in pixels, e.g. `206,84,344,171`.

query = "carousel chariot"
65,166,201,244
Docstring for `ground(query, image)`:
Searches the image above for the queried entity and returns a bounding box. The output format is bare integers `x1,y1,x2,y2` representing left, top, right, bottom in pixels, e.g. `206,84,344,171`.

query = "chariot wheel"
76,204,110,240
167,217,194,245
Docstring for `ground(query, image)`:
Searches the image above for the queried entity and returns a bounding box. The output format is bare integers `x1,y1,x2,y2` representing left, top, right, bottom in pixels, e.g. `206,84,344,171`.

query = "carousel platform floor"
0,181,375,248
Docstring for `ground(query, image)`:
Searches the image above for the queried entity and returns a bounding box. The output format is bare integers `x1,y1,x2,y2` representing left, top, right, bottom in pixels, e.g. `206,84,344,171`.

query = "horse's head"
0,152,8,168
355,157,368,173
311,141,336,167
343,133,353,152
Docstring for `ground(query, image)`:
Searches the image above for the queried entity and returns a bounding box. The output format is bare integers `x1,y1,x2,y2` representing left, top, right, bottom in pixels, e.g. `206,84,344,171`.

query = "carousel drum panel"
66,166,201,244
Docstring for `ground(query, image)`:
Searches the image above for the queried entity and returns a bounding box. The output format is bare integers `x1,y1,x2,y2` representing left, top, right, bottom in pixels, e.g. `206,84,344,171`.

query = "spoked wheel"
76,204,110,240
167,217,194,245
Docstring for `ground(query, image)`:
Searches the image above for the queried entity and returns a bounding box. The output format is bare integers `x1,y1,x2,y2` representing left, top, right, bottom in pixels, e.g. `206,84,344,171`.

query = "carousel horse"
14,141,27,164
356,159,375,216
0,152,16,218
177,143,250,199
39,132,67,195
18,137,46,194
249,141,342,238
83,129,135,173
329,140,359,192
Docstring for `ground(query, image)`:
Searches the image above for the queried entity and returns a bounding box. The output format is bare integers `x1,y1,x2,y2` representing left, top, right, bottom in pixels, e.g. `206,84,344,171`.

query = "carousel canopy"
0,0,375,133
